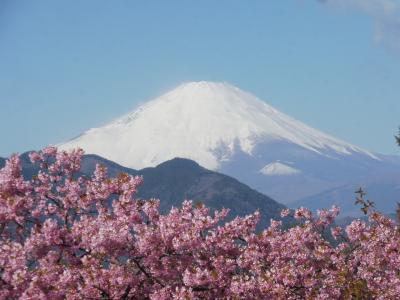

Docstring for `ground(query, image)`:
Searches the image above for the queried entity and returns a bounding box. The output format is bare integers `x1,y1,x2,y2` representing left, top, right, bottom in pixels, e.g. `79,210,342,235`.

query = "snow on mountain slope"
60,81,377,170
260,161,301,176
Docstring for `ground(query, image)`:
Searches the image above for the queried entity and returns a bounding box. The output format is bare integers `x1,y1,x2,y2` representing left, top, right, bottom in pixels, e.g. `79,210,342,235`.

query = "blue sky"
1,0,399,157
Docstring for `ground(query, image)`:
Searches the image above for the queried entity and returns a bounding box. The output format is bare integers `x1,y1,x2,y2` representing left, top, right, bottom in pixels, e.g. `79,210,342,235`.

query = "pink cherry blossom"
1,147,399,299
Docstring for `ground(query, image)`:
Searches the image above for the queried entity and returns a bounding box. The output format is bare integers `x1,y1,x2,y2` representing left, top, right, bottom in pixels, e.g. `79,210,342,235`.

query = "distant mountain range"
58,81,400,216
0,153,287,230
292,171,400,216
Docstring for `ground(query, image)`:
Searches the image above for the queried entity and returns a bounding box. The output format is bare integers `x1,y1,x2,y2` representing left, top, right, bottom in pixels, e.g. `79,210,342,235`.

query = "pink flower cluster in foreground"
1,147,400,299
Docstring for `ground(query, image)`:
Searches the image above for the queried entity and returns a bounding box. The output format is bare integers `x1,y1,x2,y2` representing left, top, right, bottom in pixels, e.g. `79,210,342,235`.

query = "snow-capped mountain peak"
60,81,377,170
260,161,301,176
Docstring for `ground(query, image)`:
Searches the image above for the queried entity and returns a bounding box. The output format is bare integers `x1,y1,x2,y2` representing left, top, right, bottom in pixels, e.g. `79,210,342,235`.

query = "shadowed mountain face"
1,153,287,230
221,141,400,215
82,155,286,230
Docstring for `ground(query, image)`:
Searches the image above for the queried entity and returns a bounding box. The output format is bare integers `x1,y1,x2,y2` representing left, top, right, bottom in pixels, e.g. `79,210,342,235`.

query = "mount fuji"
60,81,400,215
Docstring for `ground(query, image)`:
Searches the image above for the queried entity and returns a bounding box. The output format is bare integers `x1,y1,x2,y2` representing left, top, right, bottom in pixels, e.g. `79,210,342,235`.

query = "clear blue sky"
1,0,399,157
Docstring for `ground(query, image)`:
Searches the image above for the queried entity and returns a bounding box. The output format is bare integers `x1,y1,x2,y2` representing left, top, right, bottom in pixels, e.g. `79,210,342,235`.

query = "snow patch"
260,162,301,176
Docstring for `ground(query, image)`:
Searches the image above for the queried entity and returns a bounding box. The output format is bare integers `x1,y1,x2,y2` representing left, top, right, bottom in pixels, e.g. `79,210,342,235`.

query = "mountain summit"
61,81,376,170
60,81,400,212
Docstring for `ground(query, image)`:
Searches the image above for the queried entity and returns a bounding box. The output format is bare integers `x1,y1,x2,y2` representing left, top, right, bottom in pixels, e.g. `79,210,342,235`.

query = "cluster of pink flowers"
1,147,400,299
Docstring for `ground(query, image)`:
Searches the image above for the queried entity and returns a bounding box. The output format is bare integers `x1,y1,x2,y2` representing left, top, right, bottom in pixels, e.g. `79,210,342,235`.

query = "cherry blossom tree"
1,147,399,299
